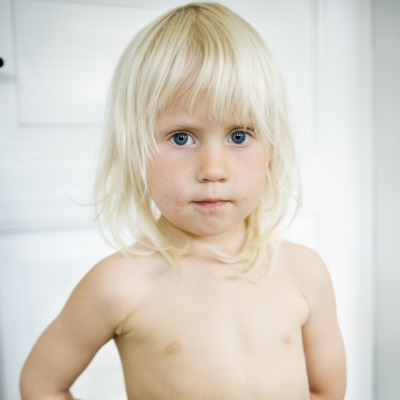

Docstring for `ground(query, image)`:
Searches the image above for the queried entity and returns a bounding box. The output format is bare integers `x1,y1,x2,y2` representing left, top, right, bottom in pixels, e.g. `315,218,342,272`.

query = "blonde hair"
94,2,300,277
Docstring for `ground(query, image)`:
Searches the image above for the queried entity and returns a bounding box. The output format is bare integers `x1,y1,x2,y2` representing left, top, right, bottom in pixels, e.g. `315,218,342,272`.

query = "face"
148,98,271,243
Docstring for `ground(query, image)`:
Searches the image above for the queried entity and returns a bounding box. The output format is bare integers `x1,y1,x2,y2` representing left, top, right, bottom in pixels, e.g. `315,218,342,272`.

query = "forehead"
156,91,253,131
155,108,243,138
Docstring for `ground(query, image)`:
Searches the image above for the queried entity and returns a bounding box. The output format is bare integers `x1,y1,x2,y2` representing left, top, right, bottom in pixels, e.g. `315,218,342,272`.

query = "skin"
20,100,346,400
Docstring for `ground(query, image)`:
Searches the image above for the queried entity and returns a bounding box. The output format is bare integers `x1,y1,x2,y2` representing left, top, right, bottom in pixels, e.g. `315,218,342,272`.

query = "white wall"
0,0,376,399
374,0,400,398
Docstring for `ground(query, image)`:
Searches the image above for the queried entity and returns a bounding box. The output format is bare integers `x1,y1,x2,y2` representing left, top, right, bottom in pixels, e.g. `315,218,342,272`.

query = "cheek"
240,173,267,202
246,149,269,182
148,158,187,209
238,152,270,203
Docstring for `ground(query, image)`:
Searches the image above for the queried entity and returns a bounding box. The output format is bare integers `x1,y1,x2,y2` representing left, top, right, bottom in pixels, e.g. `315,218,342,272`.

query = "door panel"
0,0,373,399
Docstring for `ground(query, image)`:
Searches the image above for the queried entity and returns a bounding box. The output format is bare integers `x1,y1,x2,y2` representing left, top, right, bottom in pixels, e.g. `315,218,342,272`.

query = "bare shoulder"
64,250,170,333
81,250,168,301
277,241,324,268
276,241,334,301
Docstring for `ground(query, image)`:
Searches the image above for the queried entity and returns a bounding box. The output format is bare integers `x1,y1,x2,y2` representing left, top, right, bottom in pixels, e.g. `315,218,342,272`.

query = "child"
20,2,346,399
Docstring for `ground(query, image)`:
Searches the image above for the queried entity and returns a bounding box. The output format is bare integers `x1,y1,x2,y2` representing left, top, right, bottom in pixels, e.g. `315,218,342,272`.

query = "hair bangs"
151,5,271,138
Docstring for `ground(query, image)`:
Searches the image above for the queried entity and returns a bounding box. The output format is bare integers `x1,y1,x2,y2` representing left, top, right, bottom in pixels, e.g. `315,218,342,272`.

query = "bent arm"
296,248,346,400
20,258,127,400
20,317,90,400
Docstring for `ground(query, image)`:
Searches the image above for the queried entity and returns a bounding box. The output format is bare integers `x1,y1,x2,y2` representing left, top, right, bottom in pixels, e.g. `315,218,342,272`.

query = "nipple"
281,333,292,345
165,341,182,355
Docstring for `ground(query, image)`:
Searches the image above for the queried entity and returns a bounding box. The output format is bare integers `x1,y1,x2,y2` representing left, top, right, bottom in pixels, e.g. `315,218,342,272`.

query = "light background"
0,0,398,399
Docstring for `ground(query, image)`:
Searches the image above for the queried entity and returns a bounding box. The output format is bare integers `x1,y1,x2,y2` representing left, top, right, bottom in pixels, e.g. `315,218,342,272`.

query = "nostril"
196,146,229,182
196,167,229,183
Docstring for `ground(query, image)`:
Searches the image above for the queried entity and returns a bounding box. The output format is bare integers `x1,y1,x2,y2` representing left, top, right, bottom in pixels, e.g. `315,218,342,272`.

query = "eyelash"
170,132,194,146
169,130,252,146
227,130,251,145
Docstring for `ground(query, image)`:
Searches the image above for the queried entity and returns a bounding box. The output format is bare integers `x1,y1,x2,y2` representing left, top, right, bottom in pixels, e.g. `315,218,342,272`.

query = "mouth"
192,199,230,209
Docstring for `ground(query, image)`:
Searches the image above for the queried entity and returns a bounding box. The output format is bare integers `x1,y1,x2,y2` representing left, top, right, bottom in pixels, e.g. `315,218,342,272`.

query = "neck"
157,216,247,261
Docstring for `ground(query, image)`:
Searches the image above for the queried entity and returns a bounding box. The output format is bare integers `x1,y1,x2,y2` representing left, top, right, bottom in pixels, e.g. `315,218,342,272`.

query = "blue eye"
229,131,249,144
170,132,194,146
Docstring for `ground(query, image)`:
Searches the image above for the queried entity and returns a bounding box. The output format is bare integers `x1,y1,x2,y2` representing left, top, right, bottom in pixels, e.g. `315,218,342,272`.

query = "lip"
192,199,230,209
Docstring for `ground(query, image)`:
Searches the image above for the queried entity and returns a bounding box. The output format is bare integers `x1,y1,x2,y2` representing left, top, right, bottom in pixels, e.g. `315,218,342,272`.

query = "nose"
196,143,229,183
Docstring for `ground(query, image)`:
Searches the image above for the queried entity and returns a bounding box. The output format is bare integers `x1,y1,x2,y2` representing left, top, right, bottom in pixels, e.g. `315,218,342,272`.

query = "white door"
0,0,373,399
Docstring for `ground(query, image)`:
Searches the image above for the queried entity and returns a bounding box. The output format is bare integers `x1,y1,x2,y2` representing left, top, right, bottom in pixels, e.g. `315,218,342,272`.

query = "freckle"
281,334,292,344
165,341,182,355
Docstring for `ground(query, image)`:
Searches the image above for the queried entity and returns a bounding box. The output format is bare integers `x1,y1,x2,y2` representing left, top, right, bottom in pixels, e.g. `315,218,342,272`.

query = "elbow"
20,370,73,400
20,366,32,400
310,388,346,400
20,371,40,400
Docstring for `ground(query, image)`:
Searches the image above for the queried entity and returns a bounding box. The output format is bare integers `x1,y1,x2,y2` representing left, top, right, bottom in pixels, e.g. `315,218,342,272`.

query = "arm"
20,256,129,400
297,248,346,400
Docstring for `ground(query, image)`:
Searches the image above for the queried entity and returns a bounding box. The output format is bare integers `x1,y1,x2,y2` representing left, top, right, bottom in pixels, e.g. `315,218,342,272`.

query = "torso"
112,242,311,400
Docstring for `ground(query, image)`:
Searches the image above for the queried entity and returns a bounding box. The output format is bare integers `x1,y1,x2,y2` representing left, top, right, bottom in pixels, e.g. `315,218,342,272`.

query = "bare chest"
115,269,310,399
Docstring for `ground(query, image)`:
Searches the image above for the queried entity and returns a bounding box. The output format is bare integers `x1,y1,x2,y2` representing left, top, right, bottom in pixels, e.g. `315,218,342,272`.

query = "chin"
185,222,244,239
